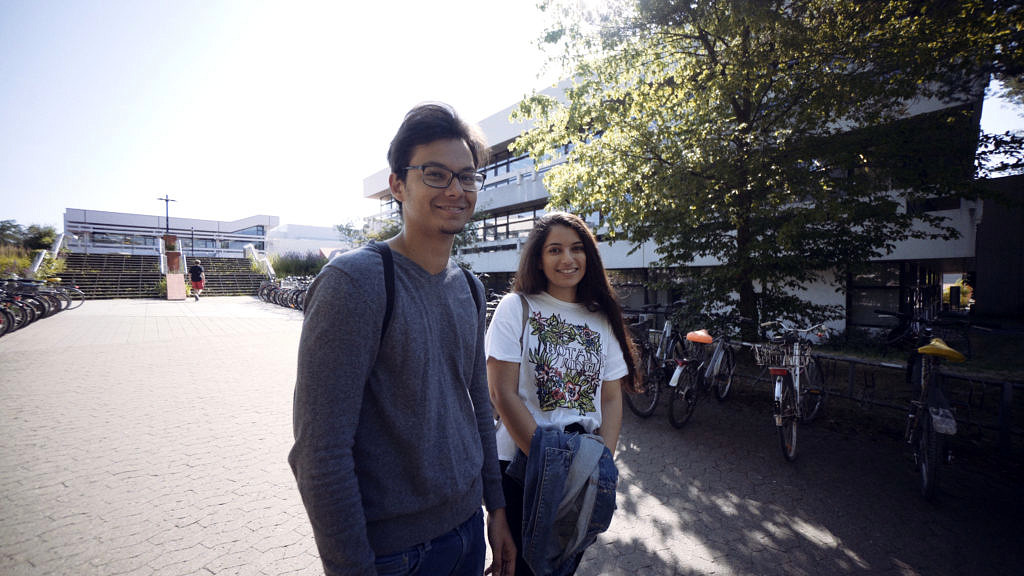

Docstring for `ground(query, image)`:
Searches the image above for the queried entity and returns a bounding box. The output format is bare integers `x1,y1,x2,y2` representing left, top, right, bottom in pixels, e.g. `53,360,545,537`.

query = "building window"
847,263,901,328
93,233,124,245
471,207,545,243
235,225,266,236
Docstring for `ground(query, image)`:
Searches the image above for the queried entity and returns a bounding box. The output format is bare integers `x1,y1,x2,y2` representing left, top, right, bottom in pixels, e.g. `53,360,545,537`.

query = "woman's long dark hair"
512,211,638,390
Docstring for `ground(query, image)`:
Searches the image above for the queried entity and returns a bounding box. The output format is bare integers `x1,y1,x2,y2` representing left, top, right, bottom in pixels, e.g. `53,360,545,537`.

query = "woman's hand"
487,357,537,456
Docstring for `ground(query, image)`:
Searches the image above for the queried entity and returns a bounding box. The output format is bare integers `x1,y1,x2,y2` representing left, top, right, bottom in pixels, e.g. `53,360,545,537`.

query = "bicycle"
16,278,84,311
624,304,686,418
257,276,313,310
876,308,966,500
751,320,828,461
0,277,86,338
667,321,738,429
1,278,62,321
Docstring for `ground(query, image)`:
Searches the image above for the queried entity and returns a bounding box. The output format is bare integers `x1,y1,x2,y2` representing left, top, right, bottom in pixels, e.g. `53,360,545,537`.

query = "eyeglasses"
404,165,486,192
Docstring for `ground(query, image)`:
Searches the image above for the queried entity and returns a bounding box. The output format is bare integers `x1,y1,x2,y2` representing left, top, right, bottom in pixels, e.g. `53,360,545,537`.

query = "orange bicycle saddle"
686,329,713,344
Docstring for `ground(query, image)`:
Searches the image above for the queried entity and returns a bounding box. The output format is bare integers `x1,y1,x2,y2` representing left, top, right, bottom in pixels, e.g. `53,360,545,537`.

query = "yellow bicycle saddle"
686,329,713,344
917,338,966,363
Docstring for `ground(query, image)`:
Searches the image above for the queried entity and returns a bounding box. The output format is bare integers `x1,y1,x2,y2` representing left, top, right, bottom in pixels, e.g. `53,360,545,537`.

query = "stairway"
192,257,266,297
58,254,267,299
59,254,163,299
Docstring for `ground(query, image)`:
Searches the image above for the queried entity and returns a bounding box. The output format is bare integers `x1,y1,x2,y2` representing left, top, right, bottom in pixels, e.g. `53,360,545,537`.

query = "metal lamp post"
157,195,176,235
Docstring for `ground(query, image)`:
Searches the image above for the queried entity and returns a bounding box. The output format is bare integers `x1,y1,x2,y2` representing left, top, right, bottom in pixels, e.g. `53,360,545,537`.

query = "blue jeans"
373,508,484,576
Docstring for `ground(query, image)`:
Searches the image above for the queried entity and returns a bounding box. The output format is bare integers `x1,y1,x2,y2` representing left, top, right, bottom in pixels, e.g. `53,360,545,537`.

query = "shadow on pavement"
580,388,1022,576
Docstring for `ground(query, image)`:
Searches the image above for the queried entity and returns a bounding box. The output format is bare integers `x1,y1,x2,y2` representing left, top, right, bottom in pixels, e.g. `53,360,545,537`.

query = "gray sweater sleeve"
289,263,379,576
469,274,507,513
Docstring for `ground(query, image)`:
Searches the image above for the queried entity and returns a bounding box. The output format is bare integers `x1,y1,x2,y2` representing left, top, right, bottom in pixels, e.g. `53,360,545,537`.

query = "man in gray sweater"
289,103,515,576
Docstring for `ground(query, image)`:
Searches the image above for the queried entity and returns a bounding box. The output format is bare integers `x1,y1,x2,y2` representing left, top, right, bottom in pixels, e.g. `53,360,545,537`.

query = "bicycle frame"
626,305,738,426
656,316,675,364
876,306,965,500
754,319,827,461
703,337,727,382
770,338,806,425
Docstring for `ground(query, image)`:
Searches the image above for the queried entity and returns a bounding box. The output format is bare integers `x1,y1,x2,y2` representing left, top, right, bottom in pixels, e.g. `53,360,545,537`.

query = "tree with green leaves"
0,219,25,246
513,0,1023,336
22,224,57,251
364,218,403,243
335,222,367,246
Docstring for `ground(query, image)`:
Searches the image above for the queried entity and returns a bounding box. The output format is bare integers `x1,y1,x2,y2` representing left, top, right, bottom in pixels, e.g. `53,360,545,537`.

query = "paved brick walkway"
1,297,1019,575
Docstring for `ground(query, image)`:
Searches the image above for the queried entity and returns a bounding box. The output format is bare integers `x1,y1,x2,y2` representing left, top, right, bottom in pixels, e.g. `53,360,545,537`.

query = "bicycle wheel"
63,286,86,309
36,293,62,317
917,408,943,500
669,334,686,362
778,375,799,461
43,288,72,311
668,367,698,429
3,300,31,330
12,298,39,327
22,295,53,319
625,343,660,418
799,357,827,423
258,283,275,302
0,306,13,338
713,346,735,401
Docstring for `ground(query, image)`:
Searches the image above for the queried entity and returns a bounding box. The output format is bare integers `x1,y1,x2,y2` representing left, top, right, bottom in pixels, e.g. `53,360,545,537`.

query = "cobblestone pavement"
1,297,1020,576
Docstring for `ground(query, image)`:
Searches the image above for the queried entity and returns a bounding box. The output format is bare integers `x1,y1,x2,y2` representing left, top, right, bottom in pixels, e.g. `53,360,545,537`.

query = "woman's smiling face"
540,224,586,302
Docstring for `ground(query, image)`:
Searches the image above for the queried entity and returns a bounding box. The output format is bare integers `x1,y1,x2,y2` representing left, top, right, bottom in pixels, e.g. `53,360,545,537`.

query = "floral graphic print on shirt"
526,310,604,415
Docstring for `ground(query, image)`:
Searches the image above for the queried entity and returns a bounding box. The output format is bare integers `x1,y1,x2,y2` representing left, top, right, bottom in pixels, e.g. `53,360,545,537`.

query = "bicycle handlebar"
874,309,966,330
760,319,827,334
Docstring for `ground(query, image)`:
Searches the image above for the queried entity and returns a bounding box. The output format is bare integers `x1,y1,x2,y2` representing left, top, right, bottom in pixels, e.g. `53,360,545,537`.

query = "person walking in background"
188,259,205,301
486,211,638,575
289,103,515,576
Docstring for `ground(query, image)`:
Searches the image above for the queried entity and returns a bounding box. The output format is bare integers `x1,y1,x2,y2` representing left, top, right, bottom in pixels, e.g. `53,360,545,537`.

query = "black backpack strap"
365,242,394,344
461,267,481,314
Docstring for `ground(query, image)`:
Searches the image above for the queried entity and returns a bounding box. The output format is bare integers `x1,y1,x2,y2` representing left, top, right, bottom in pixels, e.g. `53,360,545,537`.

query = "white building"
63,208,277,258
63,209,357,261
266,223,352,260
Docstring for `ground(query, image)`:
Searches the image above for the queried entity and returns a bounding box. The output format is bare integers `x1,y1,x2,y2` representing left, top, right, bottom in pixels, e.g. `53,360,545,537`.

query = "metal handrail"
739,348,1022,460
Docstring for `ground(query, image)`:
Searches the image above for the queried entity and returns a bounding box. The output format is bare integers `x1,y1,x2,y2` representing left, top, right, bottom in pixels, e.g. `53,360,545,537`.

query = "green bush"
270,251,328,277
0,246,67,280
0,245,32,277
34,251,66,280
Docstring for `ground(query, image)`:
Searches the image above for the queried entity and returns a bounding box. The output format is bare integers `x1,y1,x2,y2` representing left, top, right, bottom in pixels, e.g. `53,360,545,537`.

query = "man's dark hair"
387,103,489,185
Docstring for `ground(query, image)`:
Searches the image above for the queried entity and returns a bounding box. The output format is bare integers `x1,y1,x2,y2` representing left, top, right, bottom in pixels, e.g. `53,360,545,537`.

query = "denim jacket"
506,426,618,576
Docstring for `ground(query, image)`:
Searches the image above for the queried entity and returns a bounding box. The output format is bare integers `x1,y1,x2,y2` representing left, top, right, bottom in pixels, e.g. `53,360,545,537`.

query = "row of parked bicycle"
623,298,969,501
261,278,967,502
625,307,827,450
257,277,313,310
1,278,85,338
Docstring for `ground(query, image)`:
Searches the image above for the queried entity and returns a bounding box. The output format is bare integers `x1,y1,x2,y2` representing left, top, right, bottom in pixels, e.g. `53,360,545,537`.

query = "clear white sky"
2,1,1022,232
1,0,562,230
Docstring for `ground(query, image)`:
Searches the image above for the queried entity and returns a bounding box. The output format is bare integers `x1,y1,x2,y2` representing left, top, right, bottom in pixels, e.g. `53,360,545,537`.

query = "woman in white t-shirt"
485,211,638,576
